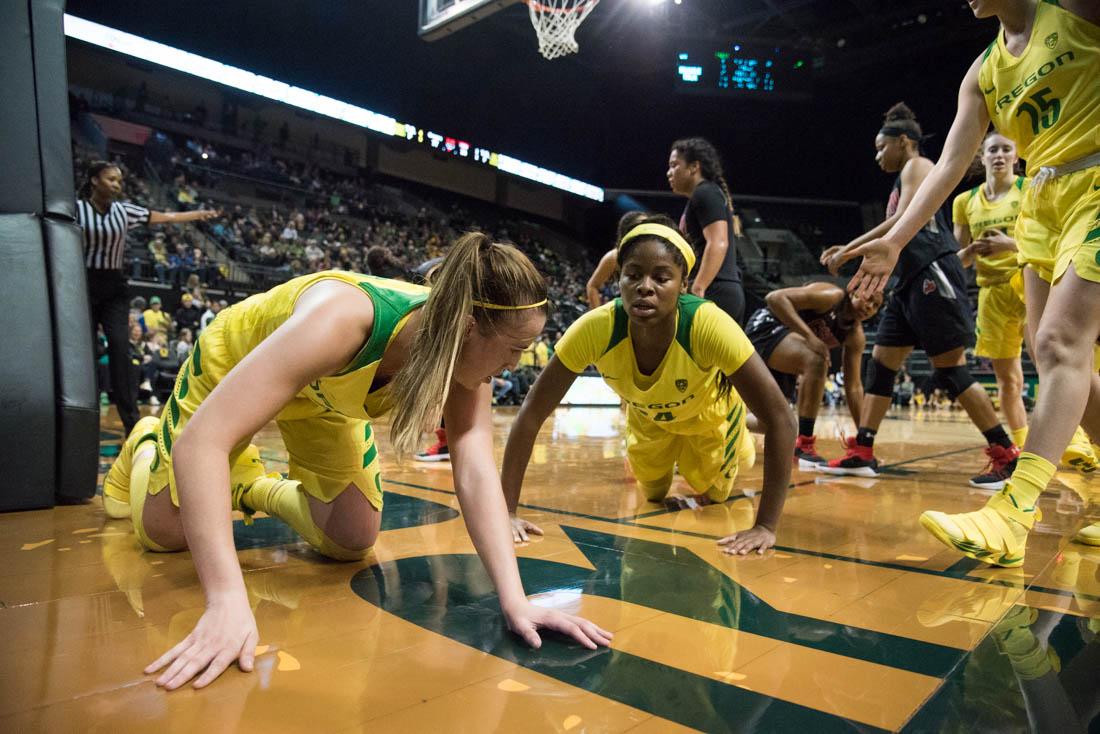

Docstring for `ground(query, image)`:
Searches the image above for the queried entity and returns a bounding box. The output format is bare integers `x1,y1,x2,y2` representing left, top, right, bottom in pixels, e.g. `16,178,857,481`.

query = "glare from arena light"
63,14,604,202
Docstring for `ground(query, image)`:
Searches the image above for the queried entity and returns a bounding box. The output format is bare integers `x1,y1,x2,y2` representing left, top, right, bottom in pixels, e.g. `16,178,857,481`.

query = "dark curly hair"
670,137,733,209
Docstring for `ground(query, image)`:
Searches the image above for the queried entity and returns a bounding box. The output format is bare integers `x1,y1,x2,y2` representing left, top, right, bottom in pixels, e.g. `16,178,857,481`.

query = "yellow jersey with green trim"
207,270,428,421
554,295,754,434
952,176,1028,286
978,0,1100,172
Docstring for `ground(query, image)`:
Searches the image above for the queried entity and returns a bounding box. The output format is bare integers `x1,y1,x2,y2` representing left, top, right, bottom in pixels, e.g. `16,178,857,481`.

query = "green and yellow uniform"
952,177,1028,358
105,271,428,557
979,0,1100,283
554,295,755,501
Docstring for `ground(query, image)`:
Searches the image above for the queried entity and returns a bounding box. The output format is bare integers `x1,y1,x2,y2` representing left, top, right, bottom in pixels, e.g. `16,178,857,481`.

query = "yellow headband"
471,298,548,311
618,223,696,273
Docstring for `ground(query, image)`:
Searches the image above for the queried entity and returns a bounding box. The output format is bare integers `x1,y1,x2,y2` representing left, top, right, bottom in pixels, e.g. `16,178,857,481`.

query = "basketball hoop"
526,0,599,60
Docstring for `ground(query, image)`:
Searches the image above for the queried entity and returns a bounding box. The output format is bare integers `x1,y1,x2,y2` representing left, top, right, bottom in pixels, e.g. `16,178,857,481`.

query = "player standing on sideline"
668,138,747,324
835,0,1100,562
821,103,1020,487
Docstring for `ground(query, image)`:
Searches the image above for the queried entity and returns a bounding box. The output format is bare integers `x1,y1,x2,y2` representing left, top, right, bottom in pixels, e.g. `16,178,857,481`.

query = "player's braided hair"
670,137,733,209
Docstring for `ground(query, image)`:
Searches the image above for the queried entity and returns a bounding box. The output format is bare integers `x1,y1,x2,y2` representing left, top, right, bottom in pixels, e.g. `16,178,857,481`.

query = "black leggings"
87,269,139,433
704,280,746,326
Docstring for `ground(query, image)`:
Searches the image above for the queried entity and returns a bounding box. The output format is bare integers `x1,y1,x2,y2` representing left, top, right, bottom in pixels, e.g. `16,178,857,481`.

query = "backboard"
418,0,522,41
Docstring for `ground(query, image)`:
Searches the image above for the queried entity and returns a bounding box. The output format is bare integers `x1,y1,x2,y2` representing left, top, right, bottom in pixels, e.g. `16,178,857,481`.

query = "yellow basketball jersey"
952,176,1028,286
979,0,1100,171
554,295,754,434
212,271,428,421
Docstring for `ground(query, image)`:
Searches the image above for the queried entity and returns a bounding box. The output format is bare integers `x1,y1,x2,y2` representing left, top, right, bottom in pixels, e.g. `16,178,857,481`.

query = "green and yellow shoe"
919,493,1038,568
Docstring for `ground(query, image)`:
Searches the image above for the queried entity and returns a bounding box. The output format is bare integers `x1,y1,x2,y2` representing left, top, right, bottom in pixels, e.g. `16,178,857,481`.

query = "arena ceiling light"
62,14,604,202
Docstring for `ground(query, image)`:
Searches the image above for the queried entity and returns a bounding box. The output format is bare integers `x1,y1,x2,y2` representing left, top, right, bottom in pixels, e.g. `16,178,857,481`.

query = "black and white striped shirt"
76,199,151,271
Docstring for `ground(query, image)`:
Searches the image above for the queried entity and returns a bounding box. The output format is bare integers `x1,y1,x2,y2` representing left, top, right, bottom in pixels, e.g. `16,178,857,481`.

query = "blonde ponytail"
388,232,548,458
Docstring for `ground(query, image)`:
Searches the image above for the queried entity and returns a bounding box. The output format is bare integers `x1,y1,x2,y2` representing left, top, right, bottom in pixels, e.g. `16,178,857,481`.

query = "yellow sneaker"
919,493,1038,568
1074,521,1100,547
991,604,1060,680
102,416,161,519
1062,427,1098,474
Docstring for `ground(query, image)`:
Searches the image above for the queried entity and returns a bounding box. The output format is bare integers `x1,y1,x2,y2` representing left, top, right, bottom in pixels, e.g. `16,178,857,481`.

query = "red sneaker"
969,444,1020,489
818,437,879,477
415,428,449,462
794,434,827,471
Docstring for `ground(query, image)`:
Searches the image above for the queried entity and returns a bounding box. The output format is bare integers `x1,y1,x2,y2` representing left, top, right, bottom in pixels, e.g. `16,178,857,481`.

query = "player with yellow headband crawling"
502,214,796,553
100,232,611,691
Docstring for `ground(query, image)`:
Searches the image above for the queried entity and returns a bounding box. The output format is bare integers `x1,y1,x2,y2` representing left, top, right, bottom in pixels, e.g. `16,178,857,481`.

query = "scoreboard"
675,43,812,101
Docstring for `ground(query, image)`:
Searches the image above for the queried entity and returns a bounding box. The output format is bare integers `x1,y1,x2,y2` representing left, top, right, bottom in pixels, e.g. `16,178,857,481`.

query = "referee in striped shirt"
78,160,217,433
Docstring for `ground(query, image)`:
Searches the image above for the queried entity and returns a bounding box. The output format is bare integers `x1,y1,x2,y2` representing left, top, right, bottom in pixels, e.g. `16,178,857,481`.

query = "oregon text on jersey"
989,50,1074,112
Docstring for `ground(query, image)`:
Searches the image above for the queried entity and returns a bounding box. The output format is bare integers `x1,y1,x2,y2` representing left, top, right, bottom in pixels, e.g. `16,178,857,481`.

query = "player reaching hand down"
102,232,612,690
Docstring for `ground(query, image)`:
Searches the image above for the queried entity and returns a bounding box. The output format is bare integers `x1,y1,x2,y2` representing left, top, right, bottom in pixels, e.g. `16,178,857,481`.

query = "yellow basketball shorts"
149,320,385,511
974,274,1026,360
1014,166,1100,285
625,399,749,502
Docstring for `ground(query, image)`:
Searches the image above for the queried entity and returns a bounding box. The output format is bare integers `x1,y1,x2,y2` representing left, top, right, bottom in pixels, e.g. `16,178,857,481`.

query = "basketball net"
526,0,599,60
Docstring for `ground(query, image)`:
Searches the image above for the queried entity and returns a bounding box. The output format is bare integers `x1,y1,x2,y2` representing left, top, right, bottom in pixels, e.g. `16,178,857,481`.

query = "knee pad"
865,359,897,398
935,365,977,400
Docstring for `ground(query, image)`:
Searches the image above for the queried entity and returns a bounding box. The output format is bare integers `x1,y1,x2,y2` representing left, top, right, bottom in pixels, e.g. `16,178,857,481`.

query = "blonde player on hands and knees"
835,0,1100,563
953,132,1098,472
822,102,1021,487
501,215,796,552
101,233,611,690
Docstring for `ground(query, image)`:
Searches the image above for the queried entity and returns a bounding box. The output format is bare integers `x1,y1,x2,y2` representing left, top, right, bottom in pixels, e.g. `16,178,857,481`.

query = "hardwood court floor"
1,405,1098,732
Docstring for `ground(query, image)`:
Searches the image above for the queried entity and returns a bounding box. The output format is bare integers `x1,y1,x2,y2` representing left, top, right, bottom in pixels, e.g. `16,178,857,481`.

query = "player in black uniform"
821,103,1019,486
745,282,882,470
667,137,746,324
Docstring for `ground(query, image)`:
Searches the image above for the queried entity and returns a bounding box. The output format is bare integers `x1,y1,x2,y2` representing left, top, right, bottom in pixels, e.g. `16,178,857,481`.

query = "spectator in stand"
142,296,170,334
175,176,198,209
140,232,169,283
174,327,194,360
304,239,324,268
175,292,202,334
201,298,226,331
168,241,195,288
192,247,214,285
280,219,299,241
129,296,148,333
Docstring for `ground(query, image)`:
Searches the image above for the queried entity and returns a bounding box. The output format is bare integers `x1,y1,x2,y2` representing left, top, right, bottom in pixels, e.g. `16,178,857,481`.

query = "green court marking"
382,444,1100,604
231,492,458,550
901,605,1099,732
352,550,896,733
